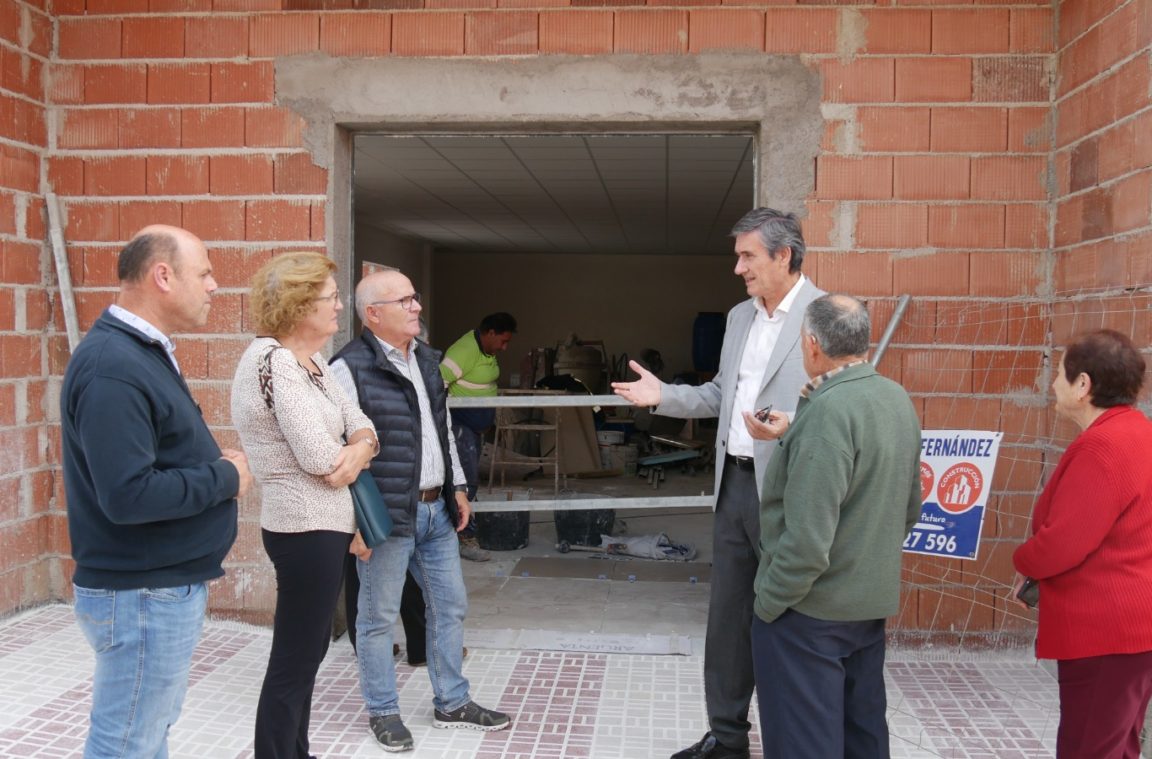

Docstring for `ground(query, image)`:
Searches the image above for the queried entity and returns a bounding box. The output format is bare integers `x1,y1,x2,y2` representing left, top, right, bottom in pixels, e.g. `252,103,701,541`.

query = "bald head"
118,225,202,284
354,270,409,322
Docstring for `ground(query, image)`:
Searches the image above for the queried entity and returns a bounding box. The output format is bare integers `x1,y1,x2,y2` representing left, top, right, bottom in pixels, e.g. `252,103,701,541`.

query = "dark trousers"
452,422,482,536
1057,650,1152,759
256,529,352,759
751,611,889,759
343,554,426,663
704,461,760,750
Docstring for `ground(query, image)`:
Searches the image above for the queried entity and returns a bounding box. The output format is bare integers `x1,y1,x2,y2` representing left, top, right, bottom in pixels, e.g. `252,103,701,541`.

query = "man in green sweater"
751,294,922,759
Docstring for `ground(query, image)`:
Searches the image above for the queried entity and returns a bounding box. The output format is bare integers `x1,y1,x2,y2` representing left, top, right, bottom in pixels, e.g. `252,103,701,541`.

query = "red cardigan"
1013,406,1152,660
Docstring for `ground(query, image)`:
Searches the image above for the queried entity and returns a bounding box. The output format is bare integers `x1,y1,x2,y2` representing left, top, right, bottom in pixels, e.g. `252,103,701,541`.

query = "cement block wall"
0,0,1148,637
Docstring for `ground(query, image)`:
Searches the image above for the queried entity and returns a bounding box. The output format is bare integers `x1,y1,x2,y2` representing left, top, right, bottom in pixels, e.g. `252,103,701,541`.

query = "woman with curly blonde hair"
231,251,379,759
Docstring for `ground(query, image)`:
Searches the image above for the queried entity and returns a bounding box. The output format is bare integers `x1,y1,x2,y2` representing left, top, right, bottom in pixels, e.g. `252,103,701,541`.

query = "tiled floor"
0,604,1062,759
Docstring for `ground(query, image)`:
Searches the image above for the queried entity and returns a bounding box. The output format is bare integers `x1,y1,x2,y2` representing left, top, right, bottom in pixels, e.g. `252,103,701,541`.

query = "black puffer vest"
332,330,457,537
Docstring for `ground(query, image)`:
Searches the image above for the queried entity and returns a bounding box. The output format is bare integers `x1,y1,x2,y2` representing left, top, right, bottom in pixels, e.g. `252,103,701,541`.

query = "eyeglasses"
369,292,421,311
314,290,341,304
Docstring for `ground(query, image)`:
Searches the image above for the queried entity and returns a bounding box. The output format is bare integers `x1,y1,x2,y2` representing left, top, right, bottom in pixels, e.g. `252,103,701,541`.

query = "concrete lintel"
274,52,823,213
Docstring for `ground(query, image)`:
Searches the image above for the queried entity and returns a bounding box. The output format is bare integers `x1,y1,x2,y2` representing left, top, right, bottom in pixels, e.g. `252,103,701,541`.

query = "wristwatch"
454,485,468,493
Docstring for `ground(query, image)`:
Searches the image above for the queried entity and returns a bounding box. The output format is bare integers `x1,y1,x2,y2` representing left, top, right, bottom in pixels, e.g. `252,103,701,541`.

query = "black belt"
726,454,755,472
418,487,442,502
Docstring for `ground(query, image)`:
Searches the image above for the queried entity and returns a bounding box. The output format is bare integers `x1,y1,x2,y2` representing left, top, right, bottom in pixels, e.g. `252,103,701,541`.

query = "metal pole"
872,294,911,370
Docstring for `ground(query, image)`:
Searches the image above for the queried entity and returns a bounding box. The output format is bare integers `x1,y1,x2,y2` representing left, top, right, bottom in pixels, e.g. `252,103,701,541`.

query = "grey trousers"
704,459,761,750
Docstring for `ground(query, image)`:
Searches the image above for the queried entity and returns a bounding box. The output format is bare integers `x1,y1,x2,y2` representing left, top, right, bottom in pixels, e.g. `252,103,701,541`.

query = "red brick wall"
11,0,1145,637
0,0,55,614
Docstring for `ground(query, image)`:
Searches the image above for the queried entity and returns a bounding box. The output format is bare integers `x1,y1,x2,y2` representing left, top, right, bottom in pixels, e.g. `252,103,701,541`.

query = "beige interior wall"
430,251,747,386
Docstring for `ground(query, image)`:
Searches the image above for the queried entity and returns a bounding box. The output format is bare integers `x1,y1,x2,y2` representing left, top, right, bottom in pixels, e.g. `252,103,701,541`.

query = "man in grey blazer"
612,207,823,759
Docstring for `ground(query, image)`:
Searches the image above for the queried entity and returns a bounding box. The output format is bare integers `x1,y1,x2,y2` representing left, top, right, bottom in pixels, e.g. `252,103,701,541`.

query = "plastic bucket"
476,510,530,551
554,509,615,547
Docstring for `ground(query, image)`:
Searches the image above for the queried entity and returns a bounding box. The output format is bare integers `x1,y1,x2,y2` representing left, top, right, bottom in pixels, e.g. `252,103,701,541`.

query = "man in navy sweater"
61,225,252,759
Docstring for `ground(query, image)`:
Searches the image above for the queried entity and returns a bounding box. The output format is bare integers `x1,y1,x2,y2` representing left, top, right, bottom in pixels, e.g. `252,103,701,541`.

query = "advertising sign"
904,430,1003,560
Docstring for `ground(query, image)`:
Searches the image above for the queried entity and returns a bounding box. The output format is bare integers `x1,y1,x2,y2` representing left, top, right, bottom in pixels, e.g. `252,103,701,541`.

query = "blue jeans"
355,497,471,715
73,583,208,759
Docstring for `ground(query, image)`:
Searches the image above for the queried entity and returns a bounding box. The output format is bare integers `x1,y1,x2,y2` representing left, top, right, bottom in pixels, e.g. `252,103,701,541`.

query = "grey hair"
730,207,806,273
803,294,871,359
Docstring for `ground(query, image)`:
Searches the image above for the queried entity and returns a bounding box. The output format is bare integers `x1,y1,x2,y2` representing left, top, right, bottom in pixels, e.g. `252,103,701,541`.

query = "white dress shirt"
725,275,807,458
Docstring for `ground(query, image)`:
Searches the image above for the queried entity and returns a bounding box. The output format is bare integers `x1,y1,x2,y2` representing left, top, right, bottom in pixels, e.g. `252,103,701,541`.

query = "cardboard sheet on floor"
511,557,711,583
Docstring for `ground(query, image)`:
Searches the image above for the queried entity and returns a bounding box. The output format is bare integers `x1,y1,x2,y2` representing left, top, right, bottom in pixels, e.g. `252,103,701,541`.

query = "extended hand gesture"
610,360,662,408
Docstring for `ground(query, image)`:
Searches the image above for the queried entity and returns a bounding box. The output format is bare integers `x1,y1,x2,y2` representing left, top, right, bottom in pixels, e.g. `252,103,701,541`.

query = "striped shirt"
800,359,868,399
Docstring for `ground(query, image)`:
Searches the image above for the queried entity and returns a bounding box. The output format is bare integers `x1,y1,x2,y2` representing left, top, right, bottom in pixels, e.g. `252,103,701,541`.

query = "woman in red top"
1013,329,1152,759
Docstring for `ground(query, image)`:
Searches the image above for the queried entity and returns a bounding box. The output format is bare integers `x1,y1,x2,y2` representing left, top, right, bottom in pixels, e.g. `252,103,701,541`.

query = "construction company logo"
936,462,982,514
919,462,934,502
906,431,1003,561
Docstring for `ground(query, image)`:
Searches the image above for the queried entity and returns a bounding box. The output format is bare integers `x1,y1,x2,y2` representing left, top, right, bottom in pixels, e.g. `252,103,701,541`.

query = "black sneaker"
368,714,413,753
670,732,750,759
432,700,511,731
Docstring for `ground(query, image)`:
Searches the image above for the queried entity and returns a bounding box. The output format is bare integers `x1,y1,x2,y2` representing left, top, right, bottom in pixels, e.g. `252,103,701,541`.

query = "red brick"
151,0,213,10
902,349,972,394
893,156,970,200
1058,0,1122,48
25,197,46,242
971,156,1046,201
856,203,927,249
1112,170,1152,234
310,201,324,241
65,202,120,242
0,192,13,235
58,17,122,59
821,58,894,104
50,65,85,105
1010,7,1053,53
816,155,892,200
895,58,972,103
148,155,209,195
215,0,280,9
83,64,148,104
1058,25,1099,98
83,0,149,12
1004,203,1048,249
122,17,186,58
210,154,274,195
274,153,327,194
1,48,44,102
539,10,612,53
860,9,930,54
930,107,1006,152
928,205,1005,249
1111,55,1152,123
183,200,246,241
186,17,250,58
1,240,42,285
175,338,209,378
973,350,1044,395
201,292,243,335
892,251,969,296
614,10,687,54
182,107,245,148
813,252,891,296
246,200,312,241
763,8,836,54
211,61,274,104
10,98,46,147
393,13,466,56
973,57,1048,103
429,0,495,9
148,63,211,105
1007,106,1050,152
246,107,305,148
80,245,122,286
969,251,1043,297
319,13,392,55
857,108,930,153
1098,3,1141,76
501,0,566,7
466,11,539,54
120,201,182,236
84,156,146,196
27,7,54,58
249,13,320,56
689,9,763,52
119,108,181,148
48,157,85,195
0,144,39,193
932,9,1009,54
205,247,274,289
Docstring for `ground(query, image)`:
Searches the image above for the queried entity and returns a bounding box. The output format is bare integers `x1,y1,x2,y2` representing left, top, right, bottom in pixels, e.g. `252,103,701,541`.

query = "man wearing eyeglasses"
330,270,511,752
